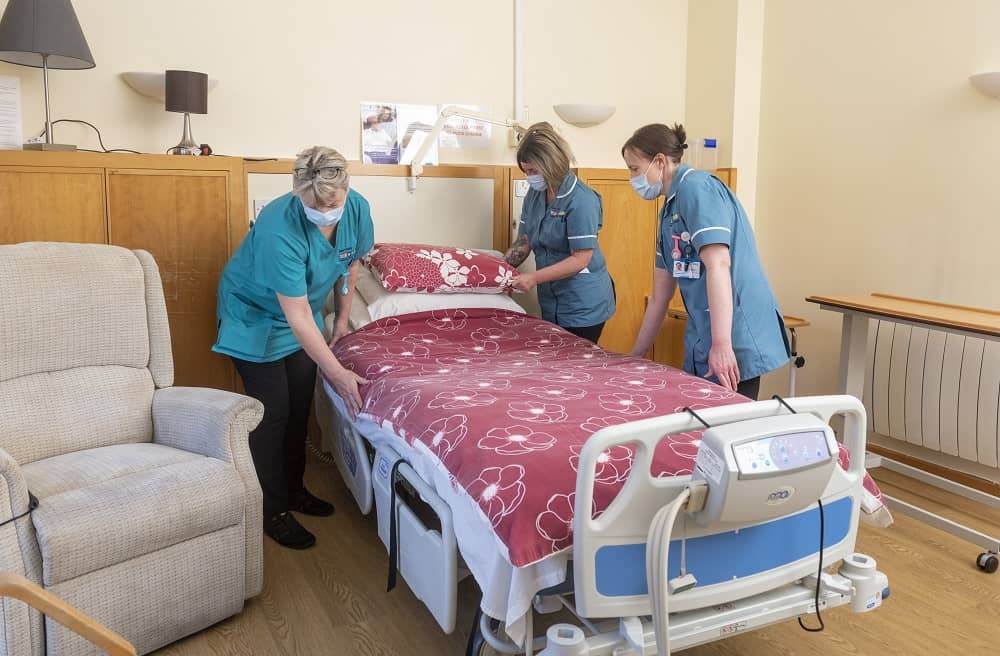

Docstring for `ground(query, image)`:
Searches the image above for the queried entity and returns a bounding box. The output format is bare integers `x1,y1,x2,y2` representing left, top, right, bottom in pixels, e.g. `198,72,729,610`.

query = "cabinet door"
652,313,686,369
107,170,232,390
580,172,660,354
0,167,106,244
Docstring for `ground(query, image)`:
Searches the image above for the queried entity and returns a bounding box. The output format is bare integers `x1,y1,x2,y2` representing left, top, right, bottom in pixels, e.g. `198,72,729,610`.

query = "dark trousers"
232,349,316,520
737,376,761,400
563,322,606,344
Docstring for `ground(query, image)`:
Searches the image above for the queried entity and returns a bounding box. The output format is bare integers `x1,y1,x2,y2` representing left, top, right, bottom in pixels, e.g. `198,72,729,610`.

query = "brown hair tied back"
621,123,687,163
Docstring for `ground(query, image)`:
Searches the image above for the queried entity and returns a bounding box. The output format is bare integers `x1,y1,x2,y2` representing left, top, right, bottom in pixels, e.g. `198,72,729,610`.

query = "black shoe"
265,512,316,549
290,488,336,517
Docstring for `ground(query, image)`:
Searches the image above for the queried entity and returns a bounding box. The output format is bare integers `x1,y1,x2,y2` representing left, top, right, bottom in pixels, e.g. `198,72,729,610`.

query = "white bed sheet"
322,382,565,645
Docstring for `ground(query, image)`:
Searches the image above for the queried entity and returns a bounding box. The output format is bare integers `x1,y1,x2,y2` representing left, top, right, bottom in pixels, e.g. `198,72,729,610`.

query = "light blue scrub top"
656,165,790,380
213,190,375,363
518,173,616,328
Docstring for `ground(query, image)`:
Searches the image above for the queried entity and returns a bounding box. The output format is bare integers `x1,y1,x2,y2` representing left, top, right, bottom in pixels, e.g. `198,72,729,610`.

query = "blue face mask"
630,159,663,200
303,203,344,228
526,174,547,191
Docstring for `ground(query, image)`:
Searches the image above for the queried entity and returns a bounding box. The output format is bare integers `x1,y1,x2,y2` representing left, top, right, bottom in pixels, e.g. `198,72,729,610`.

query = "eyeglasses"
294,166,345,180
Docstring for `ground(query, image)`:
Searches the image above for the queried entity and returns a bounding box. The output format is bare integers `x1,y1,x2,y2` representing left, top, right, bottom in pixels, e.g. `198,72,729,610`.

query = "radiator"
862,319,1000,473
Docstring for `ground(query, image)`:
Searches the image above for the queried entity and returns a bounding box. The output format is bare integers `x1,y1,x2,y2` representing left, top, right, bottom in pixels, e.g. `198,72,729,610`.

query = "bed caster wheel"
466,608,503,656
976,552,998,573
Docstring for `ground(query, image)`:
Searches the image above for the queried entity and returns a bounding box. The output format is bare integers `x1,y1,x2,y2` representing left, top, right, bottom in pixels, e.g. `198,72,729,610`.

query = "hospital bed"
314,271,891,655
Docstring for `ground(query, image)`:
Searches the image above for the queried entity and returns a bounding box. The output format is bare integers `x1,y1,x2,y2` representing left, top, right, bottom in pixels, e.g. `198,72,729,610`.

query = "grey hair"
292,146,350,208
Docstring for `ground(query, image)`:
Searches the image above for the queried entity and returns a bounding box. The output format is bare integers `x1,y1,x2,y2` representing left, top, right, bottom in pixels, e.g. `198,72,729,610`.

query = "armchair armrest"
0,446,45,654
151,387,263,463
151,387,265,597
0,572,136,656
0,446,31,523
0,446,38,567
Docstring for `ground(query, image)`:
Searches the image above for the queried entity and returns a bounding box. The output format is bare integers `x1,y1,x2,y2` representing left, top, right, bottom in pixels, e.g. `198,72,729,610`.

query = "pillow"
355,263,523,321
474,248,505,259
366,290,525,322
355,262,390,305
365,243,517,294
348,295,374,329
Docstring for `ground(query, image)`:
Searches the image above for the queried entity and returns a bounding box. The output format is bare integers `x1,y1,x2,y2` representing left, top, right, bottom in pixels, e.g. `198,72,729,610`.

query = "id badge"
339,248,354,261
672,259,689,278
688,261,702,279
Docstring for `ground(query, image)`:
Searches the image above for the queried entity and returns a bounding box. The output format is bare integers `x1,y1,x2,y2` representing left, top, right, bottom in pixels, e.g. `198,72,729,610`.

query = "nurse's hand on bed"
324,365,368,420
705,343,739,392
511,271,537,292
328,322,351,347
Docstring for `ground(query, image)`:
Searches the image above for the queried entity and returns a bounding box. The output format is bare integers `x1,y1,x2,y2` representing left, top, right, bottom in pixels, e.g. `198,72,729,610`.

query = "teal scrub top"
656,165,790,380
213,190,375,363
518,173,616,328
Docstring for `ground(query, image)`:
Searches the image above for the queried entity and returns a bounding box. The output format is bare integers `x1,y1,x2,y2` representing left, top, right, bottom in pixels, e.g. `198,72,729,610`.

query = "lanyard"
660,168,697,256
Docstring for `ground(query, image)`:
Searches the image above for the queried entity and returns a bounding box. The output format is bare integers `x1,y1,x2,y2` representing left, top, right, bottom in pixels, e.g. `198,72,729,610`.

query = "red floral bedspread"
333,308,886,567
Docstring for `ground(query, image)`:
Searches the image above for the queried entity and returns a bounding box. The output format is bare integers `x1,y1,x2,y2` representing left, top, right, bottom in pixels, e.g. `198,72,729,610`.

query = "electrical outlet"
514,179,529,198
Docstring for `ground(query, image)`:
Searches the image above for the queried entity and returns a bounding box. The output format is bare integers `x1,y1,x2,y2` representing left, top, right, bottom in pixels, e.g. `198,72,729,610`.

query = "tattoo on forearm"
505,234,531,267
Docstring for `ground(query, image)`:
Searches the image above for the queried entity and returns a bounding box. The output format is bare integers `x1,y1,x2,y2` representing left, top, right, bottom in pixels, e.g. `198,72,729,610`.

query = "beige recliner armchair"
0,242,264,655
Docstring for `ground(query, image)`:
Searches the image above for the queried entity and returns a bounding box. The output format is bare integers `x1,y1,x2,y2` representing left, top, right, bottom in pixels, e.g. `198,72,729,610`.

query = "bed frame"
317,387,889,655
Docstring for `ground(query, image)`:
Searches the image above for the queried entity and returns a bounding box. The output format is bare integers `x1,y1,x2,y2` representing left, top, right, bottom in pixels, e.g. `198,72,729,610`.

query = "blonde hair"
516,122,575,192
292,146,350,208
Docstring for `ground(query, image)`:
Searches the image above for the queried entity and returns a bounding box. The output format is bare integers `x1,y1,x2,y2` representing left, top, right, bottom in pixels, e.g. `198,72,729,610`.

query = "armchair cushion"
0,367,154,466
20,444,197,499
0,244,151,385
24,446,244,586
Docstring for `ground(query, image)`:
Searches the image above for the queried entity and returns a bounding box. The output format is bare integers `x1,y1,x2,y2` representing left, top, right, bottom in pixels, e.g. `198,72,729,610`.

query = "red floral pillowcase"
365,243,519,294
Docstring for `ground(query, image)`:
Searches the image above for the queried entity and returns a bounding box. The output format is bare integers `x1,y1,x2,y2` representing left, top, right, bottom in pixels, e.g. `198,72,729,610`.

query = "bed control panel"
692,413,839,525
732,429,832,477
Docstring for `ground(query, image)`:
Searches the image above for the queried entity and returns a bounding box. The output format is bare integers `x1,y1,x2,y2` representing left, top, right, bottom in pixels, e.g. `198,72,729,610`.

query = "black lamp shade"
0,0,94,69
165,70,208,115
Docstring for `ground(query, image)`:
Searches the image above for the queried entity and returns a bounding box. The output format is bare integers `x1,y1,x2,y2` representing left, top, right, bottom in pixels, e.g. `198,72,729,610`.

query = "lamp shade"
165,70,208,114
0,0,94,69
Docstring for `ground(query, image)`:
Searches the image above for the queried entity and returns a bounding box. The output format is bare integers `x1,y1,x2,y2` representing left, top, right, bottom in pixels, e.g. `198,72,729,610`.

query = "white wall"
755,0,1000,398
684,0,737,168
524,0,689,167
0,0,688,168
684,0,764,224
248,172,495,249
730,0,764,224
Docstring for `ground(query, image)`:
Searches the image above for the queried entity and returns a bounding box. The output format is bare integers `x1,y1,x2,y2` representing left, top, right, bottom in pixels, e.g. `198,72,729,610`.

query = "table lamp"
165,69,207,155
0,0,95,151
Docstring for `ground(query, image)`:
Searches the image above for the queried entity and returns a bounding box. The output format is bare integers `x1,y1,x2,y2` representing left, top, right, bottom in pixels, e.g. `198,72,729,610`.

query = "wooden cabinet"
0,152,247,390
651,309,688,369
577,168,661,354
107,170,234,389
0,166,106,244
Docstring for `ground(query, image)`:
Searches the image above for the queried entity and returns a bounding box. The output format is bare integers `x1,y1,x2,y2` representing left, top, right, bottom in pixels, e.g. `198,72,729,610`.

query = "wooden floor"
156,460,1000,656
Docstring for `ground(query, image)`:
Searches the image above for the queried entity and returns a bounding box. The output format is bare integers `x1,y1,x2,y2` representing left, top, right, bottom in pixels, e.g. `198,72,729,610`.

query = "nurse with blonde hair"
214,146,374,549
506,122,616,342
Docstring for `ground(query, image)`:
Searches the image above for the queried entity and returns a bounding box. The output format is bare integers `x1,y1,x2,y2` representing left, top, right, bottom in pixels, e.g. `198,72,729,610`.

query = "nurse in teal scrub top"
213,146,373,549
622,123,789,399
506,122,616,343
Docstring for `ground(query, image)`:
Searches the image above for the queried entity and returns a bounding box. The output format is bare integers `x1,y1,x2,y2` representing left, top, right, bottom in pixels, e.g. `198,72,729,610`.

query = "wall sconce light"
553,103,616,128
969,72,1000,98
